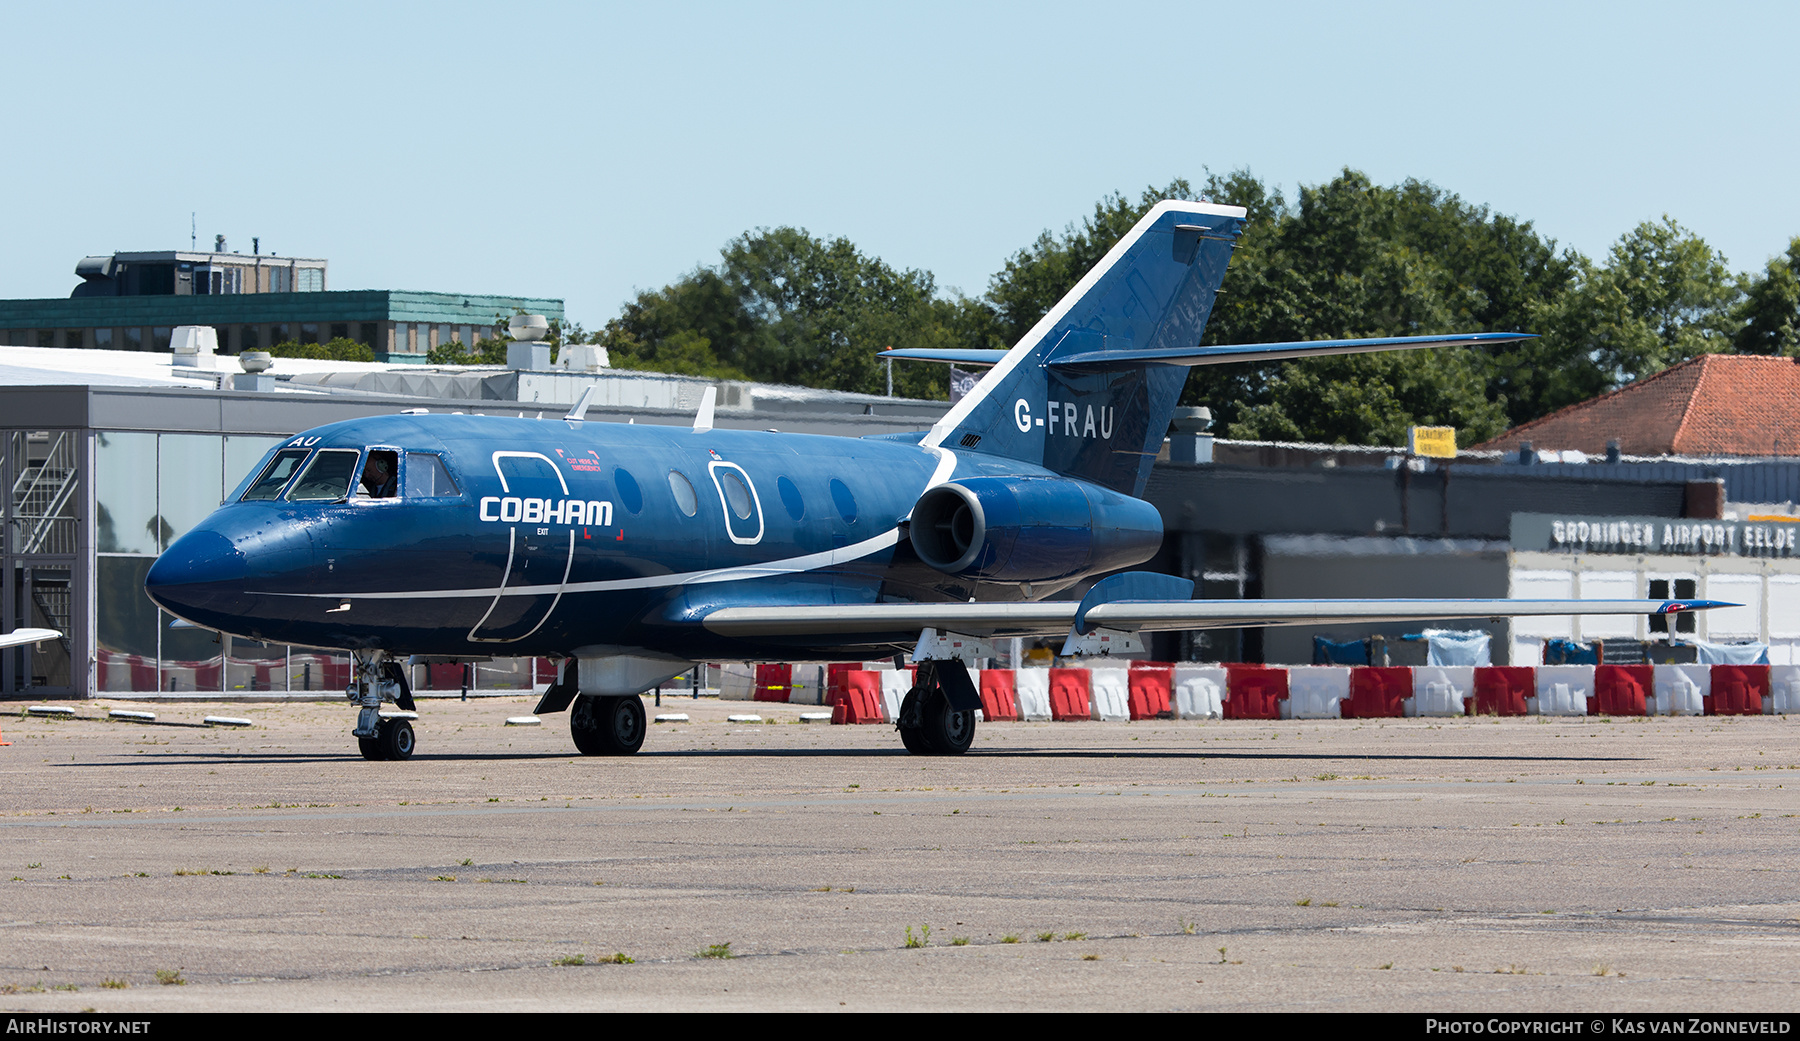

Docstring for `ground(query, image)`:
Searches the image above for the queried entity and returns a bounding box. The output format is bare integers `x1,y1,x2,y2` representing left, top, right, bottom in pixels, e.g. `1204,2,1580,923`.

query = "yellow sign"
1409,426,1457,458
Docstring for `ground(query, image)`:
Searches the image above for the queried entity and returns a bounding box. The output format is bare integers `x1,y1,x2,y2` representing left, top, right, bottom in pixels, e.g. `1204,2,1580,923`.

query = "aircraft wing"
701,598,1722,639
0,627,61,650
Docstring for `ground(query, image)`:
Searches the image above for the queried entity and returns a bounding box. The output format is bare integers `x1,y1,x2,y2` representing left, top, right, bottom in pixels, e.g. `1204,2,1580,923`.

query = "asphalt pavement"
1,696,1796,1011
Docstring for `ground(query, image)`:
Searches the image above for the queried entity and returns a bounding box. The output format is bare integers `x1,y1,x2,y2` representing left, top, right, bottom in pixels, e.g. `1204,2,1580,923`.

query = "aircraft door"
468,451,576,643
708,461,764,546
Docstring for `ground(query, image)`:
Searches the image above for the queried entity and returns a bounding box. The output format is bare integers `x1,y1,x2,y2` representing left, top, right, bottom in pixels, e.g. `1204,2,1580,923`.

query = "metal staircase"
9,432,77,556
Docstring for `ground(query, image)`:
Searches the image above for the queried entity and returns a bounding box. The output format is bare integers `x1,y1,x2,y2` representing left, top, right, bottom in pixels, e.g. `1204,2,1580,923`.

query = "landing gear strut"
896,659,978,755
570,695,646,756
350,649,417,760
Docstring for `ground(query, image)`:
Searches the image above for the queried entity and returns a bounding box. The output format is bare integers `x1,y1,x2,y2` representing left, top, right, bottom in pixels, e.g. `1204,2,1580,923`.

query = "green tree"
1537,217,1743,387
1188,170,1566,442
600,227,965,397
1735,237,1800,356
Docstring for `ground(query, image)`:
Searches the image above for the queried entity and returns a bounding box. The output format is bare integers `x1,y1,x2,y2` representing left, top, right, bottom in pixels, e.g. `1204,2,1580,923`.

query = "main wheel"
571,696,646,755
897,685,976,756
922,695,976,755
377,718,415,761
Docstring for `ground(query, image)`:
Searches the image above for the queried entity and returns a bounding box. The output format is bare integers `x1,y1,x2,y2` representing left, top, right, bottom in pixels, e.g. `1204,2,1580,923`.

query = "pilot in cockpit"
359,452,398,499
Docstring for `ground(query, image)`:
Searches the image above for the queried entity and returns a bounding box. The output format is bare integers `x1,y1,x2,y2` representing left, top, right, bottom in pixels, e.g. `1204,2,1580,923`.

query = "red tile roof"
1477,354,1800,458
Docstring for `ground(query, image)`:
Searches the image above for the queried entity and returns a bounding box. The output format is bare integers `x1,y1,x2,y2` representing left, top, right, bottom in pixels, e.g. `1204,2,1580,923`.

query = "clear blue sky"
3,1,1795,332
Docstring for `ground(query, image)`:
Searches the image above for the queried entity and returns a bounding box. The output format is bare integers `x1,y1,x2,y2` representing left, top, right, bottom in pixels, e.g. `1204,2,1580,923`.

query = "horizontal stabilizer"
701,598,1727,640
1049,331,1535,371
877,348,1010,367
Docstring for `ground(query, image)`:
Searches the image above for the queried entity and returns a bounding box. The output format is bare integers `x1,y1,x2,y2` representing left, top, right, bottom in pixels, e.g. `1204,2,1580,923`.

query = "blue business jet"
144,201,1719,760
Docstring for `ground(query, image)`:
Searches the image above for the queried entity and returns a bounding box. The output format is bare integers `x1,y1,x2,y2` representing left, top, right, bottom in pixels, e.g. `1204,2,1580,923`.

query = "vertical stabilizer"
924,201,1246,495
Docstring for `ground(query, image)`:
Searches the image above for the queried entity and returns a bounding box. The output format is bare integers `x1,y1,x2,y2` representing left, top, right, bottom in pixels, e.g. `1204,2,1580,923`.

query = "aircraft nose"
145,528,249,620
147,530,246,588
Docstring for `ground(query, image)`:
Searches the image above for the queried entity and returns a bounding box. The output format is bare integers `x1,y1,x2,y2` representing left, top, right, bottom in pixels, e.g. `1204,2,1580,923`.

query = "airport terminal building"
1,247,562,362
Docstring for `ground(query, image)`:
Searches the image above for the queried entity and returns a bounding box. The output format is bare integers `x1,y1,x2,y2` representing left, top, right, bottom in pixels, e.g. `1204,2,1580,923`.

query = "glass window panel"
668,470,697,516
156,434,224,551
404,453,458,498
36,330,54,348
93,328,113,349
64,329,84,349
95,556,160,692
225,636,287,693
358,323,378,347
288,449,360,500
720,470,753,519
161,611,222,693
226,437,286,501
95,431,160,555
330,323,348,340
123,327,143,351
299,323,319,345
213,325,230,352
270,323,290,345
355,450,398,498
151,327,172,351
239,326,259,351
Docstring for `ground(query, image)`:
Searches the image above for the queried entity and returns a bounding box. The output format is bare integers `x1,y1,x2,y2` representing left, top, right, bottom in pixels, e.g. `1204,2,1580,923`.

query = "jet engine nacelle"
907,476,1164,584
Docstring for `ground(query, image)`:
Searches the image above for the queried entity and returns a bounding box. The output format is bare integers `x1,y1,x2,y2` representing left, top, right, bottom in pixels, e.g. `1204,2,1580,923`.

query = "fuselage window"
668,470,698,517
404,453,460,498
241,448,311,501
719,469,754,520
356,449,399,498
287,449,362,501
830,478,858,524
614,467,644,514
777,475,805,521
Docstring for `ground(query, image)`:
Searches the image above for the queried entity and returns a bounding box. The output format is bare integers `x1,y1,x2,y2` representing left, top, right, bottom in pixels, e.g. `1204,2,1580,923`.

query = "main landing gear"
569,694,646,756
349,649,418,761
896,659,979,756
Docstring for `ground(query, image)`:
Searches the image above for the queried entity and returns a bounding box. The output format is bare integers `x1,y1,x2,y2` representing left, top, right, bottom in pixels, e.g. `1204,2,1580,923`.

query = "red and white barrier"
1653,664,1707,715
806,660,1798,723
1173,665,1224,719
1015,668,1052,721
1773,666,1800,715
1286,666,1349,720
1048,668,1092,721
1412,666,1473,717
1088,667,1130,722
1127,662,1173,720
1594,665,1651,716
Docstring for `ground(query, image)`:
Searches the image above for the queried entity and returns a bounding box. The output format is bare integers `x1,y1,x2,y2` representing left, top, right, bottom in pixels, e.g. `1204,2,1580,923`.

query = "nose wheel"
350,650,419,760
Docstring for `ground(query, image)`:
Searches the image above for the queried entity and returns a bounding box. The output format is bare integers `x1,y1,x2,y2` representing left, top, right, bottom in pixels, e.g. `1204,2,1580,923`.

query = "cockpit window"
356,449,399,499
404,453,459,498
287,449,362,501
241,448,311,501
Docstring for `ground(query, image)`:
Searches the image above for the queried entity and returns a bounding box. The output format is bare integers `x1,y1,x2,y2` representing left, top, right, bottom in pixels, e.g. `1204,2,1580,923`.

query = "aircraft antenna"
692,386,717,433
563,385,598,426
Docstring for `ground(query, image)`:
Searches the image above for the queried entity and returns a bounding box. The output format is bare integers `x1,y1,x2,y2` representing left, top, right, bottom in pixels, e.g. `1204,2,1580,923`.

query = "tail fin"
922,200,1247,496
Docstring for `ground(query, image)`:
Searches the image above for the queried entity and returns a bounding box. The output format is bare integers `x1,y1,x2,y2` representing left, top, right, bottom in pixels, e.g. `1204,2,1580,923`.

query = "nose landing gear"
350,650,418,760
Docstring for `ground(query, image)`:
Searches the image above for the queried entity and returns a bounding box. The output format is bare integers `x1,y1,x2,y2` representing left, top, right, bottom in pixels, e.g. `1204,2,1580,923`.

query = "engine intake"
908,476,1163,584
